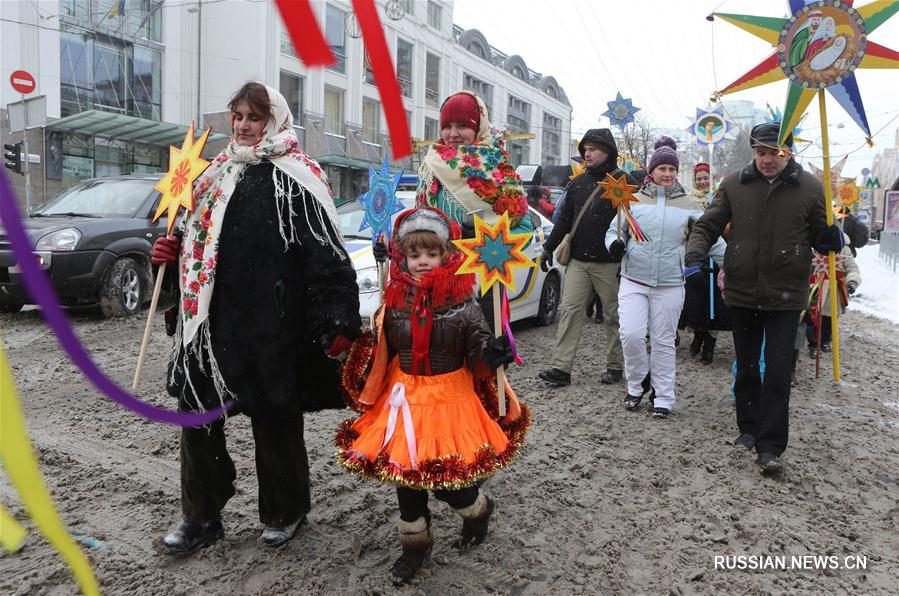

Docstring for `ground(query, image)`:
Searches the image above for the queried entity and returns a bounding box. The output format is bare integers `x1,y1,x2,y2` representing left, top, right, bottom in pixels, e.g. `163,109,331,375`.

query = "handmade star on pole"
454,213,534,296
153,123,211,234
359,157,404,246
688,105,736,147
713,0,899,146
603,92,640,129
599,173,648,242
135,124,211,391
809,155,854,198
712,0,899,382
453,213,535,417
569,159,586,180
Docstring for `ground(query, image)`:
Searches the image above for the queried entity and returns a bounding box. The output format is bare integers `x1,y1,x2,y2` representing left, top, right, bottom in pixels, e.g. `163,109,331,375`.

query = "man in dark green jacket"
685,123,843,476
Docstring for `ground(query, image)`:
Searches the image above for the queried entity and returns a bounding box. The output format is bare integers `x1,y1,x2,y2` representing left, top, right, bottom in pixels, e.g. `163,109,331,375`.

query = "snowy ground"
1,258,897,594
850,244,899,325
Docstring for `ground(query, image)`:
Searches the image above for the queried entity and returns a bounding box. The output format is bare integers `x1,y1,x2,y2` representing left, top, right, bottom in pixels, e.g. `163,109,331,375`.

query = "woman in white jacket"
606,137,724,418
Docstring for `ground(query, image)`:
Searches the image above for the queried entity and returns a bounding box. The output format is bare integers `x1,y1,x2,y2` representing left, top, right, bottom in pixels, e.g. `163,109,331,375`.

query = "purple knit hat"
648,136,679,173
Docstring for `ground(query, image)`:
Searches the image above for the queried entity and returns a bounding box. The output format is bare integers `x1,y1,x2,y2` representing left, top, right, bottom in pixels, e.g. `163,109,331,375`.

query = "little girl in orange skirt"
336,207,531,582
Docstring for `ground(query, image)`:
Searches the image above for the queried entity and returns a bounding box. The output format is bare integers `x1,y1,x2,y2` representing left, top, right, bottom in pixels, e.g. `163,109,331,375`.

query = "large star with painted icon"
602,92,640,129
153,123,211,234
713,0,899,145
453,213,535,295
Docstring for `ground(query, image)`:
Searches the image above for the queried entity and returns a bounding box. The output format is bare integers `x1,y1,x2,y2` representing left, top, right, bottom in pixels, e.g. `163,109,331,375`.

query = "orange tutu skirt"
336,359,530,490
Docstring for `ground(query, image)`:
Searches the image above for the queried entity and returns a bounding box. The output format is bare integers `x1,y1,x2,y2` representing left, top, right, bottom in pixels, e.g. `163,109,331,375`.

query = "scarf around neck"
417,91,529,228
178,83,343,348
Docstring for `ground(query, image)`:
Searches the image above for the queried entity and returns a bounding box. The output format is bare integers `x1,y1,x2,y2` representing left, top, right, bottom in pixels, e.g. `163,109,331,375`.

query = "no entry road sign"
10,70,36,94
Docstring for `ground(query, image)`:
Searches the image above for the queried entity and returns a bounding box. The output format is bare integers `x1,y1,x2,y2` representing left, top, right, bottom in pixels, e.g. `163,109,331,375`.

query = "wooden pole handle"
493,286,506,418
132,262,167,393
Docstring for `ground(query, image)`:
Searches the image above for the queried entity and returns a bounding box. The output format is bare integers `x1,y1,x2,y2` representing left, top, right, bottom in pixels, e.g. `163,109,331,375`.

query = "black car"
0,174,167,317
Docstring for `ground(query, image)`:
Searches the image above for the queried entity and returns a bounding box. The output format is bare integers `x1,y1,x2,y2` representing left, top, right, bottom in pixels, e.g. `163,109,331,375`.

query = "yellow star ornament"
453,213,535,295
153,123,212,234
569,160,586,180
599,173,639,209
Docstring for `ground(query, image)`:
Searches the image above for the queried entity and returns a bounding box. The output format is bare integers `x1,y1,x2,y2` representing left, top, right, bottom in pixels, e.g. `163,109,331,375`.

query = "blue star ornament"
359,157,403,246
602,92,640,128
688,105,736,147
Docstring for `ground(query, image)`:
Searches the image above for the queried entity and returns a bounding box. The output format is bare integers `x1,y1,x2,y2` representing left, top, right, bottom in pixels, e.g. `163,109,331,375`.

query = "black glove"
815,224,844,253
484,334,514,370
372,240,388,263
540,249,553,272
847,282,857,295
608,239,626,261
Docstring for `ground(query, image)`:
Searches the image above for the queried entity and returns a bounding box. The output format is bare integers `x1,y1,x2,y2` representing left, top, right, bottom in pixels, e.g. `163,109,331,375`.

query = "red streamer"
352,0,412,159
274,0,336,67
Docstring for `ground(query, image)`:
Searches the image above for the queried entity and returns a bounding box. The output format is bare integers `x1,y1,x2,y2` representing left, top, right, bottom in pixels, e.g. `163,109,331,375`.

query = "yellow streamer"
1,504,28,552
0,340,100,595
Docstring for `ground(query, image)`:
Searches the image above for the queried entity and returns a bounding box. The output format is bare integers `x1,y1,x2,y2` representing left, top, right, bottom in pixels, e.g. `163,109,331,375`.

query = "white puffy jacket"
605,181,725,287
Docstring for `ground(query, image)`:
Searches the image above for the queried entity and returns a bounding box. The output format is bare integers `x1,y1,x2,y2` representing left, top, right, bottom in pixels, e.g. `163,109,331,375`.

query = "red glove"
324,335,352,359
151,235,180,265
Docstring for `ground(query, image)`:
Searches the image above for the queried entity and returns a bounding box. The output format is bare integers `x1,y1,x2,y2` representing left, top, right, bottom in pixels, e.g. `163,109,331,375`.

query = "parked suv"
0,174,167,317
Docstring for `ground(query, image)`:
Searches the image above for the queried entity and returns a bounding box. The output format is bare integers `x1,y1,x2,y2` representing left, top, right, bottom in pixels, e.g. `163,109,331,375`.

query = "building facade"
1,0,572,206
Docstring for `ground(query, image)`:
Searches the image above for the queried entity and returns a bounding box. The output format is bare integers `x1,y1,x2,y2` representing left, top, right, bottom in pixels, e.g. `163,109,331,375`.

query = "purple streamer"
0,170,230,426
500,288,522,366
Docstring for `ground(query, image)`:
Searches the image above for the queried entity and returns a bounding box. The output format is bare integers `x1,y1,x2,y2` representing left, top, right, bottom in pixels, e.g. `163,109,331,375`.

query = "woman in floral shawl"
150,82,361,554
417,91,532,237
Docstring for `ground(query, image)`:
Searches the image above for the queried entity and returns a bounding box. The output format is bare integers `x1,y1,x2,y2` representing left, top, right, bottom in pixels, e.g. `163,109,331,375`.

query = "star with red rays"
713,0,899,145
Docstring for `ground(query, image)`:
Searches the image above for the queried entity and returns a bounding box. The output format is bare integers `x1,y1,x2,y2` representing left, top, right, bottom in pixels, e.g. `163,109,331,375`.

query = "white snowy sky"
452,0,899,178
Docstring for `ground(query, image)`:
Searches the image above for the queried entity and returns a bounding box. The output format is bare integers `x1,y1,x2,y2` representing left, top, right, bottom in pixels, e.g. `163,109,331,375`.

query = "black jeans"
806,315,832,346
730,307,801,457
396,485,480,522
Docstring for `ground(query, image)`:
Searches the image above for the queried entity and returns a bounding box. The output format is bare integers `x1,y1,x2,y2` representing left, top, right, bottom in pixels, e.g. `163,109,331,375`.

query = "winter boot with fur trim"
452,494,495,549
391,512,433,583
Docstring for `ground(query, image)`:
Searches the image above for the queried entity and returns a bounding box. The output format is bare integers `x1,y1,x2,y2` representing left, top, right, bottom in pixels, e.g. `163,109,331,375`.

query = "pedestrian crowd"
148,83,865,582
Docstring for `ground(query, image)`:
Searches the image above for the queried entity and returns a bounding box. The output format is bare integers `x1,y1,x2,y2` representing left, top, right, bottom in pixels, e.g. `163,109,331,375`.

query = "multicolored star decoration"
602,92,640,129
599,173,651,243
358,156,404,247
837,180,861,205
688,105,736,147
713,0,899,145
453,213,535,295
153,123,211,235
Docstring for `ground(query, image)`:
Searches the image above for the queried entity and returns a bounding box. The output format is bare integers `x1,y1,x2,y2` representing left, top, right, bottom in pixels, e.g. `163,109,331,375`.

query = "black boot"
452,494,494,549
701,335,716,364
689,333,703,358
391,511,433,583
161,517,224,554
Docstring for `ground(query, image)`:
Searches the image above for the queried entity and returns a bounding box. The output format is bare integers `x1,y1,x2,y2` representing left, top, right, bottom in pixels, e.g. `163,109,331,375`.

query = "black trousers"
730,307,801,457
396,485,480,522
180,409,311,527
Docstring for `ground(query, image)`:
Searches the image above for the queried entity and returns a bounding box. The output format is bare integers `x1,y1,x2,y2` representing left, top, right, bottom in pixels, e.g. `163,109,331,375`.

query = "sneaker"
600,369,623,384
820,341,831,353
808,346,818,360
756,452,783,476
624,394,642,410
733,433,755,449
259,515,305,547
652,407,670,419
538,367,571,386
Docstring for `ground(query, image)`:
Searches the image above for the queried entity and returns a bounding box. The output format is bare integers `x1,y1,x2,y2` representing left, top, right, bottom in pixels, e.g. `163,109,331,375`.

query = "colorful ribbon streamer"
0,170,230,426
350,0,412,159
620,206,651,243
273,0,336,67
500,287,523,366
0,505,27,553
0,341,100,595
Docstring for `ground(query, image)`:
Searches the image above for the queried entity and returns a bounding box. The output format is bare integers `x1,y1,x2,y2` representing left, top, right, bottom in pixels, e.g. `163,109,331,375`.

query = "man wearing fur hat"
685,122,844,476
538,129,629,387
